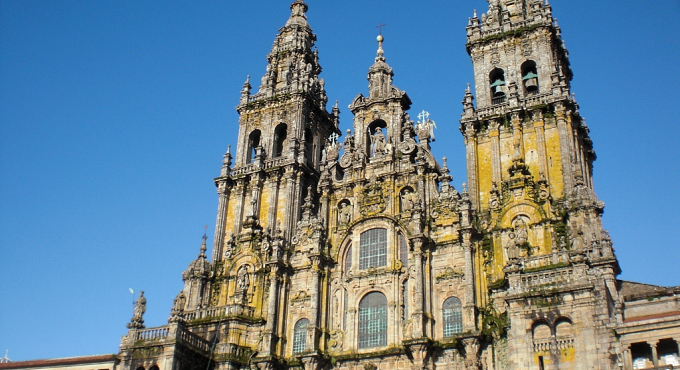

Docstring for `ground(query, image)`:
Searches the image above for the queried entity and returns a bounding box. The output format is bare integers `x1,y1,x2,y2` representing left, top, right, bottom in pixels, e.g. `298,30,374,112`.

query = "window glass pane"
293,318,309,353
358,292,387,348
443,297,463,337
360,229,387,270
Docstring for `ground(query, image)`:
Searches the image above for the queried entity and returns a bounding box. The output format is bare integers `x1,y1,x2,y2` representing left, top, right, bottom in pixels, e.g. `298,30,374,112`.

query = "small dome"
377,34,384,42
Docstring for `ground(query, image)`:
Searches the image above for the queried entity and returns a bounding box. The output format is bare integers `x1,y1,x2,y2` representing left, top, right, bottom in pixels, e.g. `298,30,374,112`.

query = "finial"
473,9,477,18
375,23,386,58
462,182,468,193
466,83,471,93
223,145,233,167
199,227,207,258
334,100,338,109
442,157,449,172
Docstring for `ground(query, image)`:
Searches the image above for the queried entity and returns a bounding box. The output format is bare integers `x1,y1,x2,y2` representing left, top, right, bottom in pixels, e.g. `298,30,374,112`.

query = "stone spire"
251,0,327,109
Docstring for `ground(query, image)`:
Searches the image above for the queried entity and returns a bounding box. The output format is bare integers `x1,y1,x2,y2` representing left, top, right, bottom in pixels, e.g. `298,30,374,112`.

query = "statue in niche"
513,217,528,246
261,230,272,256
237,266,250,291
401,188,416,212
506,216,531,260
338,202,352,225
369,127,389,156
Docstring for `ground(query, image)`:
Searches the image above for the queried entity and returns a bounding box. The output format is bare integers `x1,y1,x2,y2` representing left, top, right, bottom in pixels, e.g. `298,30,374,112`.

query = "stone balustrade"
183,304,257,322
136,327,170,341
177,326,211,354
533,336,574,352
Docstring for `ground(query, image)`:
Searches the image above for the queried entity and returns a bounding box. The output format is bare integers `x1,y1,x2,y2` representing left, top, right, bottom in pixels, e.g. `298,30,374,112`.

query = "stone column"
309,255,322,350
212,184,231,262
489,120,502,185
510,111,525,162
464,122,480,210
651,341,659,367
555,103,574,193
461,230,476,332
283,168,297,239
533,110,550,184
262,265,280,355
233,181,246,234
266,171,281,229
411,238,425,338
462,337,481,370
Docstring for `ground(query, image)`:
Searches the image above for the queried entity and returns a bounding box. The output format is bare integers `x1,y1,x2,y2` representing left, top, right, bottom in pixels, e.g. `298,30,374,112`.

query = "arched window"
555,318,573,337
247,130,261,163
521,60,539,95
399,233,409,268
273,124,287,157
442,297,463,337
360,228,387,269
489,68,506,105
358,292,387,349
532,321,551,340
344,245,353,272
293,318,309,354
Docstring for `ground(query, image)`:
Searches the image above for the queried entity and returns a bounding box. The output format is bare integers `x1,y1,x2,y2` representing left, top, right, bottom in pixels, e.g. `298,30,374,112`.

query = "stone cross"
417,110,430,122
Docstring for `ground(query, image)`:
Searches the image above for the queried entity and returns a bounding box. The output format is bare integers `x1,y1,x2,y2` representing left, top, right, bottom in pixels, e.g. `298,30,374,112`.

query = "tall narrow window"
293,318,309,354
443,297,463,337
360,229,387,269
399,233,408,269
358,292,387,349
273,124,287,157
247,130,261,164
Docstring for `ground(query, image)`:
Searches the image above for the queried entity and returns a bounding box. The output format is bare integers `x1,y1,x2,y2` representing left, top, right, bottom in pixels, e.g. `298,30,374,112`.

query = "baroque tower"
461,0,622,369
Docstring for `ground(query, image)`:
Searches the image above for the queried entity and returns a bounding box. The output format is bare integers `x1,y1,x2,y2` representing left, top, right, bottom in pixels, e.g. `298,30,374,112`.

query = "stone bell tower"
461,0,622,369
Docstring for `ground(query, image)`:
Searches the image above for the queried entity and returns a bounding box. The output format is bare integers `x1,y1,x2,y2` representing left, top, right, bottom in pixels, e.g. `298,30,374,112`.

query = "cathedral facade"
111,1,680,370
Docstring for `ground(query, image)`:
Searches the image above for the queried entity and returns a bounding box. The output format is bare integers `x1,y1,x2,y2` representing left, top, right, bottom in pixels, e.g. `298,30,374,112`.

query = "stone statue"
174,291,186,312
338,202,352,225
127,291,146,328
401,188,415,212
237,266,250,291
369,127,388,156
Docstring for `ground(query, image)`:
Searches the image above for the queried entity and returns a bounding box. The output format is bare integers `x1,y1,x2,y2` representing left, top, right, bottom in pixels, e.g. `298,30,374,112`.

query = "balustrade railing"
177,326,211,353
533,336,574,352
183,304,256,322
136,327,169,341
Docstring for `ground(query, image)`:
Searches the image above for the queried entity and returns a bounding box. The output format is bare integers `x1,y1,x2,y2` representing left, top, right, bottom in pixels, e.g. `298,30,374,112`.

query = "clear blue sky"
1,0,678,361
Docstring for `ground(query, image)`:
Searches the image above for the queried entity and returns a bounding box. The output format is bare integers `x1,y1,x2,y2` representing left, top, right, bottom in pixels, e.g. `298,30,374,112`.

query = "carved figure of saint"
338,202,351,225
370,127,387,156
401,189,415,212
133,291,146,321
237,266,250,291
513,218,528,245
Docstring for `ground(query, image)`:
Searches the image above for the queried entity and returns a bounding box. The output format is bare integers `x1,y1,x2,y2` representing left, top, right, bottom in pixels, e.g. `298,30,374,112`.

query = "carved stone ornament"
359,179,387,216
521,39,533,56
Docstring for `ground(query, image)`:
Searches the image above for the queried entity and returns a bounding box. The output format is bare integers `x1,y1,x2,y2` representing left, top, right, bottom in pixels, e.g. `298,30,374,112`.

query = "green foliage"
487,278,507,290
480,304,509,341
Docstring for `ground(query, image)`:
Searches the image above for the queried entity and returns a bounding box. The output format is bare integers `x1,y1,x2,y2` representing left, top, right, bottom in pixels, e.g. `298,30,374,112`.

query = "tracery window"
442,297,463,337
293,318,309,354
359,228,387,270
358,292,387,349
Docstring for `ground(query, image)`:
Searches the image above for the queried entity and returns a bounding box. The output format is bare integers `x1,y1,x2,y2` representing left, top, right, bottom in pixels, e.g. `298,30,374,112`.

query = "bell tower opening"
489,68,506,105
273,123,287,158
247,130,261,164
521,60,539,96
